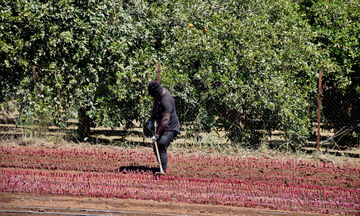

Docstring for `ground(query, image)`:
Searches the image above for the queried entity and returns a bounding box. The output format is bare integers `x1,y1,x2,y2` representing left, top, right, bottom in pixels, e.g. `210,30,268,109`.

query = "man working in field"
148,81,180,174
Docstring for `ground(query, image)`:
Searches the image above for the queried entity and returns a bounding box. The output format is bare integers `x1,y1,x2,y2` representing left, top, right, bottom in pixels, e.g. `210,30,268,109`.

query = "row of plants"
1,145,359,187
1,145,359,214
1,168,359,214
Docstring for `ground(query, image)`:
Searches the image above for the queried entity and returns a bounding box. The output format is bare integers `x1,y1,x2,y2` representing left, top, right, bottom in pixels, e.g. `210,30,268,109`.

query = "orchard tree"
160,0,322,148
298,0,360,146
0,1,159,140
2,0,358,149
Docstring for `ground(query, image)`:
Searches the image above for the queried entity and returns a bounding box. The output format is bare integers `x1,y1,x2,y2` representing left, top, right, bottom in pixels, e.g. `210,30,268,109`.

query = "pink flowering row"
1,145,360,215
0,146,154,173
1,146,359,188
2,146,359,176
1,168,359,215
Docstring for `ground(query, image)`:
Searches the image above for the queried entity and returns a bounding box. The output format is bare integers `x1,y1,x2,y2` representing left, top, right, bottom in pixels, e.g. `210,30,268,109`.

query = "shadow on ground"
112,166,159,174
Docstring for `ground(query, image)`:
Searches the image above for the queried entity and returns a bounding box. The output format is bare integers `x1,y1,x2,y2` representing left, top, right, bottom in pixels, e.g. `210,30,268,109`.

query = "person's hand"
151,134,159,143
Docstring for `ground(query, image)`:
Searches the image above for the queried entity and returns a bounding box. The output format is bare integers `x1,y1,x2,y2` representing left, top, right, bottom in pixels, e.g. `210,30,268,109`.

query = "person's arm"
156,112,170,136
156,98,172,136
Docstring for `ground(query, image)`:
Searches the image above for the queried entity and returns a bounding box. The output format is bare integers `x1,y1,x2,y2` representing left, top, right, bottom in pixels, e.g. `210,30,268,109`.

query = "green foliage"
298,0,360,146
162,0,319,147
1,0,158,130
299,0,359,87
1,0,359,149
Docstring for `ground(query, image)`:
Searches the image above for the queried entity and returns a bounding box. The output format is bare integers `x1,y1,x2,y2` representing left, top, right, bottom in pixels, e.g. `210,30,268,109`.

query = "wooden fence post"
157,61,161,83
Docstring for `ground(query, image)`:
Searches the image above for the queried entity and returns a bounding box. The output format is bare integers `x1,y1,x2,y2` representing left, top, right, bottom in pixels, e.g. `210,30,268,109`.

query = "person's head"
148,81,163,99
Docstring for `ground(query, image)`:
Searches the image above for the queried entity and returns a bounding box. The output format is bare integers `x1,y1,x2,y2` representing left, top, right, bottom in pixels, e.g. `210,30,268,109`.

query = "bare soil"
0,193,320,216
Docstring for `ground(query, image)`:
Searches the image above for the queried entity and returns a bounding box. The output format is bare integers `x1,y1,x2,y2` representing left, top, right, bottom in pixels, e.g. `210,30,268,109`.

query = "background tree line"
1,0,359,149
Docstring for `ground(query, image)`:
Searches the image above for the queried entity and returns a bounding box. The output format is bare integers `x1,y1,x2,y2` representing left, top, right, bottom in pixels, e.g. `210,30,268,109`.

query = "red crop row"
1,146,359,188
1,168,359,215
1,145,360,215
2,146,359,174
2,146,359,176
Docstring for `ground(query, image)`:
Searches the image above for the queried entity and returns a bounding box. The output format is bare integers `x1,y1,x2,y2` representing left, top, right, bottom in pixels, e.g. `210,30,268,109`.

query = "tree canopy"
1,0,359,148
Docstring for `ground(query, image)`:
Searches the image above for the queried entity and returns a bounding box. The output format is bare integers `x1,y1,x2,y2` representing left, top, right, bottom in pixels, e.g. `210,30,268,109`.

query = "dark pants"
153,130,177,172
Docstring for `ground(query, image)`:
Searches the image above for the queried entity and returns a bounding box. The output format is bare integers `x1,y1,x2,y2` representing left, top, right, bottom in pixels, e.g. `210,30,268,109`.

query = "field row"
2,168,360,214
1,145,360,215
1,146,359,187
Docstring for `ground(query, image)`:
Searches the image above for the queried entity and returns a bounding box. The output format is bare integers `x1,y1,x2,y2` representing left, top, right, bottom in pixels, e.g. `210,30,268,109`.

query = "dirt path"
0,193,320,216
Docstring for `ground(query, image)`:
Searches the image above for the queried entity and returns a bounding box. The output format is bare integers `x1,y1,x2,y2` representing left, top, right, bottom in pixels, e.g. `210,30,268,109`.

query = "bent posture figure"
148,81,180,174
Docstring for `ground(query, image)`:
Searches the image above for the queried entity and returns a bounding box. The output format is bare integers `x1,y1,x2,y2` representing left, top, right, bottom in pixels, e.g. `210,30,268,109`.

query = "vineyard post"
317,69,323,151
157,61,161,83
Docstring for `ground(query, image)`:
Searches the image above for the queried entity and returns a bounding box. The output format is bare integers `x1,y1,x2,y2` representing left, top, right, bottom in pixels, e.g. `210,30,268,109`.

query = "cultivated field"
0,139,359,216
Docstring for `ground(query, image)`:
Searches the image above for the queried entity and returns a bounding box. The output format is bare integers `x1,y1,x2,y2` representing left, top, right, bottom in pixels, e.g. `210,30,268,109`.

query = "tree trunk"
78,107,92,141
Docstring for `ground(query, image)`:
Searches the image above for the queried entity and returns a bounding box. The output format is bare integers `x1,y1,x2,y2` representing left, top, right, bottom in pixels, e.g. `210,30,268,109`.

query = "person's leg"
156,131,176,172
